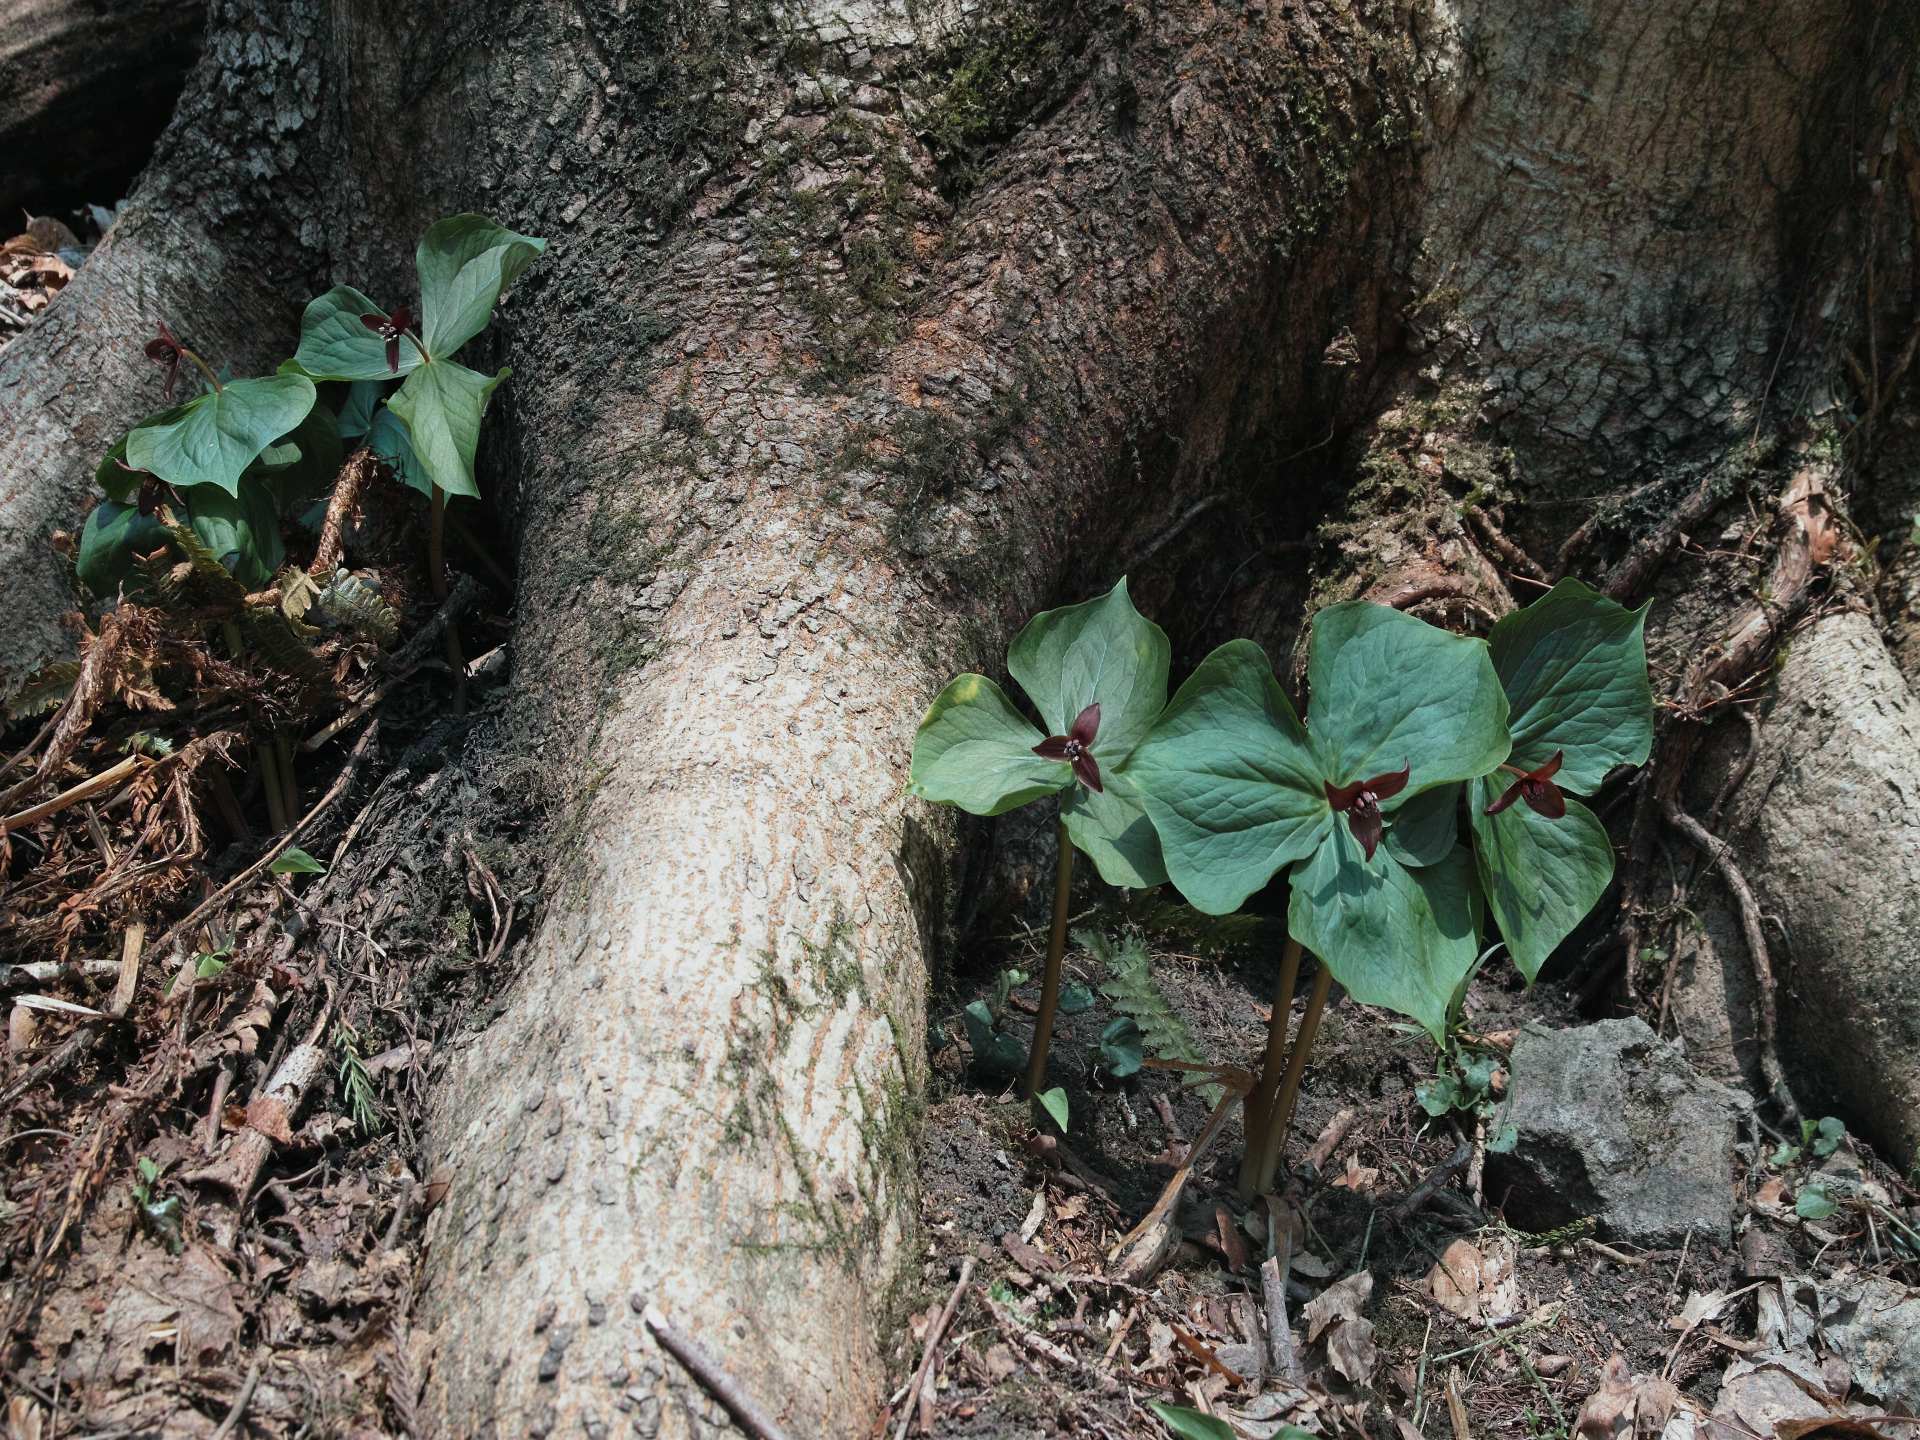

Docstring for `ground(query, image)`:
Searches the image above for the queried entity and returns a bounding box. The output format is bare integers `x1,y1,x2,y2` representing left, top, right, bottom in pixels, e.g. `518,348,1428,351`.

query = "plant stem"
274,733,299,826
1237,936,1303,1198
428,484,467,713
1245,964,1333,1198
256,740,289,834
182,347,223,393
1023,817,1075,1102
219,619,285,833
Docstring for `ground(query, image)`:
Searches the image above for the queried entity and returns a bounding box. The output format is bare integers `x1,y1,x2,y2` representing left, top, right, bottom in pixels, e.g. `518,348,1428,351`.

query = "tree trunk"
0,0,204,221
5,0,1920,1433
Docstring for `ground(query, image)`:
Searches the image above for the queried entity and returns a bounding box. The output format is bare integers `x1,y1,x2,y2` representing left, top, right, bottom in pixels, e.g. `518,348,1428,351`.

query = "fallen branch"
643,1302,794,1440
309,447,377,577
894,1258,973,1440
0,754,149,835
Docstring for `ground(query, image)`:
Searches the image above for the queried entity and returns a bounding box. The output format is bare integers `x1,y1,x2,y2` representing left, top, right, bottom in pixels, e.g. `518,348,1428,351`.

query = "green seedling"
1096,1016,1145,1080
909,577,1170,1097
131,1156,182,1252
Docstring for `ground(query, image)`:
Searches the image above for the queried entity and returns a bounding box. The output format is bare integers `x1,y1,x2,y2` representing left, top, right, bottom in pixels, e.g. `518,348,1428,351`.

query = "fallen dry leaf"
1426,1236,1520,1324
6,1396,44,1440
1575,1353,1683,1440
1304,1271,1378,1386
1332,1153,1380,1191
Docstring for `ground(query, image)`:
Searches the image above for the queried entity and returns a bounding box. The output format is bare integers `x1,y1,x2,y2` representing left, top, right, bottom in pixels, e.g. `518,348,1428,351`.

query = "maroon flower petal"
1073,751,1103,793
1069,702,1101,747
385,334,401,373
1347,804,1383,861
360,313,388,332
391,304,413,332
1535,750,1564,781
1521,779,1567,819
1033,735,1072,761
1365,763,1410,801
1324,777,1364,811
1483,779,1524,816
144,337,174,361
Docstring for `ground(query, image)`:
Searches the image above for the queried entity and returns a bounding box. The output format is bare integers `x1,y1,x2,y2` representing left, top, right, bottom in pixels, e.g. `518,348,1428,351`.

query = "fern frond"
1084,927,1222,1104
5,660,80,719
317,571,400,648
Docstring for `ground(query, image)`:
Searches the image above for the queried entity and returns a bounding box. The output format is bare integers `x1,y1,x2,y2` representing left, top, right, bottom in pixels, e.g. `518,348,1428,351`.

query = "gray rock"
1489,1018,1745,1246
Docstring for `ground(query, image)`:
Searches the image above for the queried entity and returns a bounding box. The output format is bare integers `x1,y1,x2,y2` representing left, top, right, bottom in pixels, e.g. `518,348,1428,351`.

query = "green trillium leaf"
415,214,548,359
1383,782,1459,869
1470,775,1615,981
336,378,386,442
1036,1086,1070,1132
271,845,328,875
123,374,317,498
294,285,426,381
184,482,284,587
259,404,344,514
1490,578,1653,793
908,673,1068,816
366,408,430,495
1098,1016,1145,1077
1061,768,1168,889
385,359,508,500
1307,602,1511,795
77,501,169,596
96,405,193,503
1287,830,1480,1042
1129,639,1330,915
1008,576,1170,765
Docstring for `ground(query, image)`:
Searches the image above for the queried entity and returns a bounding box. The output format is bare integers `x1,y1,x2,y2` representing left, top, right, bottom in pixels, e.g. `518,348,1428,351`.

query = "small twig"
1,960,121,992
1261,1229,1301,1381
643,1303,794,1440
209,1363,261,1440
894,1258,974,1440
0,755,149,835
1391,1141,1473,1225
1302,1106,1358,1176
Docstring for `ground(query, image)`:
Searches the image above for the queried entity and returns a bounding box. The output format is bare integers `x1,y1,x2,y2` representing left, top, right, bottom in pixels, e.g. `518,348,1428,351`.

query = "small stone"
1489,1018,1744,1246
534,1300,557,1333
588,1299,607,1327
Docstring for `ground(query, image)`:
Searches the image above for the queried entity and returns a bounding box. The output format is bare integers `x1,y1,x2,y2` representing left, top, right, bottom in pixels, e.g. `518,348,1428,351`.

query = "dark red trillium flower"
360,304,414,373
112,457,175,516
1485,750,1566,820
144,321,184,400
1323,763,1410,862
1033,702,1104,793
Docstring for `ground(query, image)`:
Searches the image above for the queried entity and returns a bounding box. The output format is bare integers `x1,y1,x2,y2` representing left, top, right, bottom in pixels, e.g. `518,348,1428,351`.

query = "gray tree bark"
3,0,1918,1435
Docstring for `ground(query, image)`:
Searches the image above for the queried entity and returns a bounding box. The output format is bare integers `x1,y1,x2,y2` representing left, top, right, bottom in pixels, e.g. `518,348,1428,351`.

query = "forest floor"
890,904,1920,1440
6,784,1920,1437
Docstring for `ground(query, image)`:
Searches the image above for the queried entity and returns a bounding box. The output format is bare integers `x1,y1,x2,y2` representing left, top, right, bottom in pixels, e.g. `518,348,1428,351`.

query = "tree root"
1661,802,1795,1116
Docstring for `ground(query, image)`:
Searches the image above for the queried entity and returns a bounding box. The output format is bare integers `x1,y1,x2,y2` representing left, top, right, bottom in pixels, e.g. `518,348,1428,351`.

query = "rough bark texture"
412,4,1421,1432
0,0,204,220
5,0,1920,1433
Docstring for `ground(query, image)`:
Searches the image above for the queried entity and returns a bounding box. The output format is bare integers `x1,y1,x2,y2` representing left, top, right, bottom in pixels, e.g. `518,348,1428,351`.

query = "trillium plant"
908,578,1171,1102
76,214,545,828
911,576,1651,1191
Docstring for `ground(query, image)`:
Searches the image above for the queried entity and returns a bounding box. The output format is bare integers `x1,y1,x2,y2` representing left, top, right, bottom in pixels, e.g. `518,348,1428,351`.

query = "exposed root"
1660,802,1795,1116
